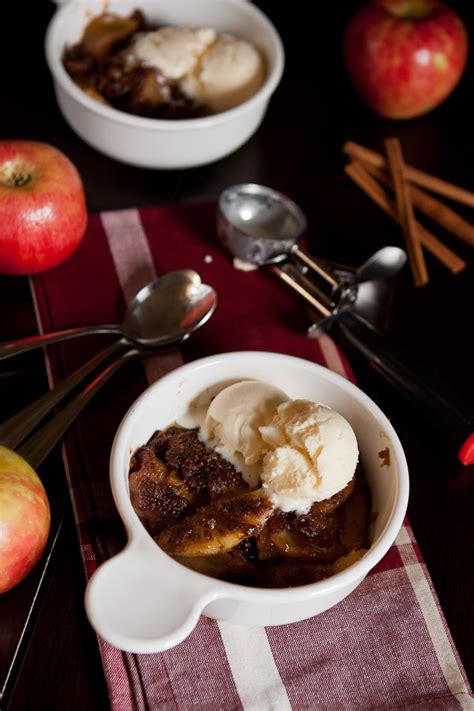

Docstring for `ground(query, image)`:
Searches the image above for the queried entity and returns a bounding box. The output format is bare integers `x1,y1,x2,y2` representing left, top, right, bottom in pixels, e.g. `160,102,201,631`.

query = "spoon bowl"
123,270,217,347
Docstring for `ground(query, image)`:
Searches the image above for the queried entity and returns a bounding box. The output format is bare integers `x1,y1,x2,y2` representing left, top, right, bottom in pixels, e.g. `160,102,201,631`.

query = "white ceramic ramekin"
45,0,284,169
85,352,409,653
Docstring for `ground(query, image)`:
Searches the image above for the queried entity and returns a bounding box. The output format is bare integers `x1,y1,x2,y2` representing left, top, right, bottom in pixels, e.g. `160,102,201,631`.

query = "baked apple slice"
156,489,273,556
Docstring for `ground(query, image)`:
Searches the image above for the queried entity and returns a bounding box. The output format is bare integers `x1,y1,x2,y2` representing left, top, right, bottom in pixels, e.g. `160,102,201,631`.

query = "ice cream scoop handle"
292,247,338,288
333,312,474,464
0,324,120,360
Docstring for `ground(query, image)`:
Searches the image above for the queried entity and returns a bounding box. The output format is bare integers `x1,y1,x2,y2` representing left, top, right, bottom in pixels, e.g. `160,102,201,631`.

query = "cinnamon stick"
343,141,474,209
344,160,466,274
361,162,474,249
384,138,428,287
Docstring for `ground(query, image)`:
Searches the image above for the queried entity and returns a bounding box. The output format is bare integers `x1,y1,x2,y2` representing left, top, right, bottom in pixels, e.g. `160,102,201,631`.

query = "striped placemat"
31,202,473,710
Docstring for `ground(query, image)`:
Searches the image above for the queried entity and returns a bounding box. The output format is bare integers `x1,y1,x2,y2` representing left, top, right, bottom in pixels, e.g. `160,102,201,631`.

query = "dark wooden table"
2,2,473,708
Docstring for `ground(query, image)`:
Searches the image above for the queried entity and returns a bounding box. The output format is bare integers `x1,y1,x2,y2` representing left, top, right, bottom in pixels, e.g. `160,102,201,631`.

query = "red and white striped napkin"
31,203,473,710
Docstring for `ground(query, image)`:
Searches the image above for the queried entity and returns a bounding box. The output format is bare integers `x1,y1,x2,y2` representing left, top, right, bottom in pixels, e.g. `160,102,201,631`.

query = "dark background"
1,1,473,708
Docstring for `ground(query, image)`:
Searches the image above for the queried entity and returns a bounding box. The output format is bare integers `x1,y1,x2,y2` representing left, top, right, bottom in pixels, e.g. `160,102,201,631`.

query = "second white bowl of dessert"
85,351,409,654
45,0,284,168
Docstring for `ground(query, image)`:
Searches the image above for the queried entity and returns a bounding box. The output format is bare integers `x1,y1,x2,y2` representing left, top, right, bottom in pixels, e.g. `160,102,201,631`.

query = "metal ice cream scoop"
218,183,406,322
217,182,474,465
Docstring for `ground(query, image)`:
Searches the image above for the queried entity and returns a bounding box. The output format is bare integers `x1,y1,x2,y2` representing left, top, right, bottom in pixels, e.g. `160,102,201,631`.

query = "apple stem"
7,173,32,187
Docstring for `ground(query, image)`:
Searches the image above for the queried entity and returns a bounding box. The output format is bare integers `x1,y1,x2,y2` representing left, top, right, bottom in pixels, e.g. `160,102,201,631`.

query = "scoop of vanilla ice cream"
261,447,316,514
203,381,288,485
133,26,216,79
181,34,265,112
260,400,359,514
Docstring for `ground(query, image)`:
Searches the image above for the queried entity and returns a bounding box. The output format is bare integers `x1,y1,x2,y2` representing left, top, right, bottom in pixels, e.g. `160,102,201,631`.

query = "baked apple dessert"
128,381,371,588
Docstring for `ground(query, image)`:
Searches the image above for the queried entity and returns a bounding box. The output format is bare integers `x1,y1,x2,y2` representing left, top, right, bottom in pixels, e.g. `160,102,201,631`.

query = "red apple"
0,446,50,593
0,141,87,274
343,0,468,119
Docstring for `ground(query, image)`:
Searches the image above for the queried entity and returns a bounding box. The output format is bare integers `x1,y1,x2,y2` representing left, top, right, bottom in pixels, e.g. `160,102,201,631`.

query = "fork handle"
17,350,139,470
0,324,121,360
0,340,127,449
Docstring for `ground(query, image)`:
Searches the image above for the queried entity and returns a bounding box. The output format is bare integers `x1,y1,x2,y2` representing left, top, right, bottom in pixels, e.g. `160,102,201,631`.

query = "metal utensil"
0,341,125,449
0,270,216,360
355,246,407,284
217,182,474,464
17,350,139,469
218,182,338,290
218,183,406,323
0,274,216,449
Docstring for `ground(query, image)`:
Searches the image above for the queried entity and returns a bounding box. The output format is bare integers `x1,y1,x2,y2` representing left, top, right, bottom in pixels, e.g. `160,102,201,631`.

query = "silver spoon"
0,270,215,360
0,272,216,449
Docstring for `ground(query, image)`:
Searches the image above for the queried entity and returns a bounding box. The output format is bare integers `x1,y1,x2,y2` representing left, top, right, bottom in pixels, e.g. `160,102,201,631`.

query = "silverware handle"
17,350,138,470
0,324,121,360
0,340,127,450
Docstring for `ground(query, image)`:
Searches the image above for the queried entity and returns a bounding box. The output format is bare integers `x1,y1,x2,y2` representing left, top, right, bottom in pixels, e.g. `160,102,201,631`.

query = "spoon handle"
0,340,127,450
0,324,121,360
17,349,139,470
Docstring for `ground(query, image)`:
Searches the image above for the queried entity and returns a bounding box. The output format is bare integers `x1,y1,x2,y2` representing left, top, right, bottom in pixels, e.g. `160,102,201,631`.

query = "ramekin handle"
84,541,218,653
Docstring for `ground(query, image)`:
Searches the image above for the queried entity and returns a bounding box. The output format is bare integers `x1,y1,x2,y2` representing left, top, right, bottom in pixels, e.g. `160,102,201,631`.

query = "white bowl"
45,0,284,169
85,352,409,653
